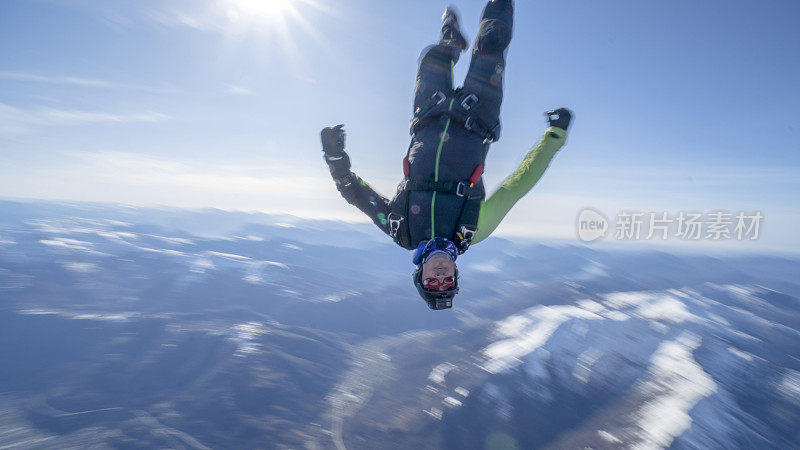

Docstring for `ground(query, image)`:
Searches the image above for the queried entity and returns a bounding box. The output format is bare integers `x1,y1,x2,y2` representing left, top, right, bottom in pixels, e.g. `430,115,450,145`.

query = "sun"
212,0,328,69
219,0,327,44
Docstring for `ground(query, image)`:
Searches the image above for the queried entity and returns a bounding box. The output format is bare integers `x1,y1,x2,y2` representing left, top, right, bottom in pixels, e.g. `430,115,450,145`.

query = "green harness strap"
430,95,455,238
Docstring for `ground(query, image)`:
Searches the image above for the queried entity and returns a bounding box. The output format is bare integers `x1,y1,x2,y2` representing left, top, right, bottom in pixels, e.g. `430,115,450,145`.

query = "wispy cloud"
225,84,254,96
27,150,355,219
147,8,209,31
41,109,170,124
67,151,328,197
0,71,123,88
0,70,181,94
0,102,170,135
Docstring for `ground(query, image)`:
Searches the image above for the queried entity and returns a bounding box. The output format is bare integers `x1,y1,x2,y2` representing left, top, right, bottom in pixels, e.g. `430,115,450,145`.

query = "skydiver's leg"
412,8,467,113
462,0,514,135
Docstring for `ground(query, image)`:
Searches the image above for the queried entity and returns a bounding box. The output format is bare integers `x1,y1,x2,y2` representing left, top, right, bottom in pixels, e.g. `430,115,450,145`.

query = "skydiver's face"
421,252,456,290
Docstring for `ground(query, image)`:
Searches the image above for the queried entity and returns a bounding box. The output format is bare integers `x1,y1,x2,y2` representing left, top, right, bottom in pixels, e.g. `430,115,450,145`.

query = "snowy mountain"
0,199,798,449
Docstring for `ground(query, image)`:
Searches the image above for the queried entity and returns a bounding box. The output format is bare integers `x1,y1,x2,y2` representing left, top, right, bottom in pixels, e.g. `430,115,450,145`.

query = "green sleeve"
471,126,568,244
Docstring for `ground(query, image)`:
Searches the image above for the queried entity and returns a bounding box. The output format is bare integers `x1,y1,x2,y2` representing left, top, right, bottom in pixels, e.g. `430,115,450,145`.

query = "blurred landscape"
1,199,799,449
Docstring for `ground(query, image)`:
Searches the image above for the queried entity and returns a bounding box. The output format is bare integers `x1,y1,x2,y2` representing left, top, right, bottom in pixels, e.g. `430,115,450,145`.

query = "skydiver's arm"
321,125,392,236
332,172,392,236
471,125,568,244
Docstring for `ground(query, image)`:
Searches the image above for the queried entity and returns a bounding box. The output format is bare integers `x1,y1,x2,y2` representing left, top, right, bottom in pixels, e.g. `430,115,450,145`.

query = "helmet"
413,265,459,310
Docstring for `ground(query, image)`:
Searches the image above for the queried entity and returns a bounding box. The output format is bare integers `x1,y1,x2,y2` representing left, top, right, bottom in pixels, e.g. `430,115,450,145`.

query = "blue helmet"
412,237,460,310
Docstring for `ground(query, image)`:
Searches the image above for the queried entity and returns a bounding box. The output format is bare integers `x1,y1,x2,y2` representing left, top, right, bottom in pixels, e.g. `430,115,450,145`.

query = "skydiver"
321,0,573,309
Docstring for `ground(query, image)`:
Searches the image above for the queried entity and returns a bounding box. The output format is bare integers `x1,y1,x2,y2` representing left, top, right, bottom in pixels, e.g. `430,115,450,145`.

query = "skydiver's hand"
545,108,573,131
321,124,346,156
321,124,351,179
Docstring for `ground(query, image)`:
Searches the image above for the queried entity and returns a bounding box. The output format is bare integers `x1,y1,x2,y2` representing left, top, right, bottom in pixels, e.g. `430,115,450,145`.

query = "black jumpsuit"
334,0,514,248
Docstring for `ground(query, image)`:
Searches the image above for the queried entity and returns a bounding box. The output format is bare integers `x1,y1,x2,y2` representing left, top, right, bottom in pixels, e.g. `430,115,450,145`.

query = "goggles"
422,276,455,291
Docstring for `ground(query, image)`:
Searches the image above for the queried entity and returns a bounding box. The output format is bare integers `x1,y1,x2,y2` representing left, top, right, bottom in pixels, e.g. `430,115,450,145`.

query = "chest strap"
399,178,482,199
388,177,482,253
410,89,501,143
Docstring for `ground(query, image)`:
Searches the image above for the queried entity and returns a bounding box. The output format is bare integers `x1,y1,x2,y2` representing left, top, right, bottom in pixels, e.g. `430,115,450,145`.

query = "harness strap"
390,178,482,253
388,187,413,249
454,197,481,254
411,89,501,143
399,177,482,199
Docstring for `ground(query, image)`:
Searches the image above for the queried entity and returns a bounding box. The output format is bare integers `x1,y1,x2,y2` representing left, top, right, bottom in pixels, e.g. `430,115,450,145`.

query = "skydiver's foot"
482,0,514,23
474,0,513,54
490,0,514,9
441,6,468,51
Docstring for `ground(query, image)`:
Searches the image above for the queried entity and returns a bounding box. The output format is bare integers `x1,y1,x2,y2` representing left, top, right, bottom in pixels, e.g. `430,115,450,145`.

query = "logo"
577,208,609,242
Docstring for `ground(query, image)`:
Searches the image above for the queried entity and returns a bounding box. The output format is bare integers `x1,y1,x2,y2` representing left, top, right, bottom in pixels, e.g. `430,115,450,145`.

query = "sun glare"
211,0,328,68
226,0,293,23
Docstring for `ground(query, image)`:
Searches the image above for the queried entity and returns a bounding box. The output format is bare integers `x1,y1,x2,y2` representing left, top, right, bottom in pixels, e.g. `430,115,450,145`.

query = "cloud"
225,84,254,96
0,71,124,88
66,150,331,198
0,70,182,94
0,102,170,135
24,150,361,220
147,8,209,31
41,109,170,124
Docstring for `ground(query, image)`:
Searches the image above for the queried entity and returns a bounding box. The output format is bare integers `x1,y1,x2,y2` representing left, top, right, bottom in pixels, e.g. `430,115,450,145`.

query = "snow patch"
205,251,252,261
71,312,139,321
482,305,603,373
191,258,215,273
727,347,755,362
149,235,194,245
706,313,731,326
97,230,137,240
318,290,359,303
62,262,99,273
243,274,263,284
603,291,695,324
468,260,503,273
505,280,535,288
428,363,456,384
777,369,800,402
20,308,149,322
598,430,622,444
18,309,59,316
443,396,462,407
638,296,692,323
137,247,187,257
424,408,442,420
603,310,630,321
103,219,131,227
576,299,605,313
40,238,93,251
230,322,269,356
243,260,289,284
628,333,717,449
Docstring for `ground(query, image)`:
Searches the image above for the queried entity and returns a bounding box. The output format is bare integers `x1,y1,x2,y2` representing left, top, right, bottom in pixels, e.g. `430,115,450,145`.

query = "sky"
1,0,798,253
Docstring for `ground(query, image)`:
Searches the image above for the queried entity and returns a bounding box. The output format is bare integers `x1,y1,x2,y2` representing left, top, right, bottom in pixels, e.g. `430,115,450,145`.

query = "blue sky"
1,0,798,252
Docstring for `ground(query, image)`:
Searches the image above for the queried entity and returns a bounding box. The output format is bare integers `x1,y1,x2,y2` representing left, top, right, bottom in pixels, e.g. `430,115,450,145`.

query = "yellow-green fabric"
472,126,567,244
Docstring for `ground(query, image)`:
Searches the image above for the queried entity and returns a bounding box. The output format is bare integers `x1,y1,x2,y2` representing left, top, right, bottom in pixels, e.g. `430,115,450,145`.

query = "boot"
441,6,468,51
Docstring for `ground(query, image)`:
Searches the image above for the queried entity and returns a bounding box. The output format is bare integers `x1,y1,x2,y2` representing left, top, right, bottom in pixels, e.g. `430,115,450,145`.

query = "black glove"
321,124,351,180
545,108,573,131
321,124,346,155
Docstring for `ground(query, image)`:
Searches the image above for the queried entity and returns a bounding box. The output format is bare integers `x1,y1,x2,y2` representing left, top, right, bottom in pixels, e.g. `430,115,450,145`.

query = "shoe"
441,6,468,51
